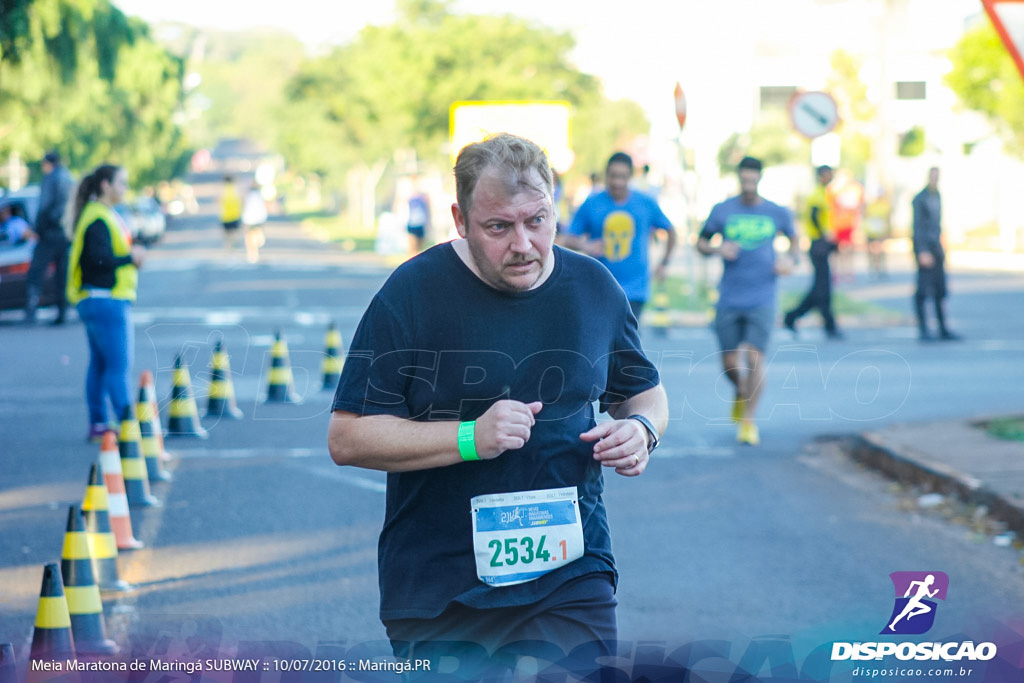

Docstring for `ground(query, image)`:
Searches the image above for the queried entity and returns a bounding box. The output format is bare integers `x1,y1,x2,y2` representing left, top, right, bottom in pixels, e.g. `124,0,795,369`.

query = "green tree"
1,0,189,187
717,110,811,173
280,2,646,187
946,21,1024,157
172,25,306,150
0,0,34,63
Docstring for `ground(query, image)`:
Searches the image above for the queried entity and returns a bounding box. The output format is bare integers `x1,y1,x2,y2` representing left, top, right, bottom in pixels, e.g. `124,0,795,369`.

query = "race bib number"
470,487,585,587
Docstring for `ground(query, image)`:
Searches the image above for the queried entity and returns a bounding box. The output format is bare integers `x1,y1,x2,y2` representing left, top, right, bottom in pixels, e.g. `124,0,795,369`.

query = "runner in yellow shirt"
220,175,243,250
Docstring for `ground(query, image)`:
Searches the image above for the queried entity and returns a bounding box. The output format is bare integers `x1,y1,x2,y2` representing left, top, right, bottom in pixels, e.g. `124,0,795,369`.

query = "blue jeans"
77,297,134,426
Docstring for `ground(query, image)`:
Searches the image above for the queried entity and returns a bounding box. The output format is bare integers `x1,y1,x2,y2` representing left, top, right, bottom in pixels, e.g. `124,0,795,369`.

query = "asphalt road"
2,210,1023,680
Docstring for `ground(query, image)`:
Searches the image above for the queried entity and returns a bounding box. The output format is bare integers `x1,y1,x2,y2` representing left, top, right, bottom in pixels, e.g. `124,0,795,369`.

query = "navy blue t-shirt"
332,243,660,620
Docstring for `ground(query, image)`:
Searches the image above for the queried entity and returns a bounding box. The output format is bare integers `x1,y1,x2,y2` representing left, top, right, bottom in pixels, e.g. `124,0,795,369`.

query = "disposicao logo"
881,571,949,635
831,571,998,663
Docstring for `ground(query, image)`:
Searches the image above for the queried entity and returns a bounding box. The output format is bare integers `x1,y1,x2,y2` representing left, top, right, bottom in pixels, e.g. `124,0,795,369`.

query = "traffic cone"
137,385,171,482
97,431,143,550
205,340,244,419
29,563,75,660
265,331,301,403
321,322,344,391
61,505,118,655
707,288,719,324
119,407,160,509
166,356,208,438
74,466,133,595
649,288,671,337
140,370,173,462
1,643,16,683
82,462,134,583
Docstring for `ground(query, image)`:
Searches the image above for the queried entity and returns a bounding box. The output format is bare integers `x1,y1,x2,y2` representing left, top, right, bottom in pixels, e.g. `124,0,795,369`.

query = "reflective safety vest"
67,201,137,304
805,184,831,241
221,185,242,222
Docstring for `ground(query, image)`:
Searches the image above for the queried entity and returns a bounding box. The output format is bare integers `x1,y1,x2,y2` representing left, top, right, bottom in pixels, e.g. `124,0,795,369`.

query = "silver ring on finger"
634,453,640,467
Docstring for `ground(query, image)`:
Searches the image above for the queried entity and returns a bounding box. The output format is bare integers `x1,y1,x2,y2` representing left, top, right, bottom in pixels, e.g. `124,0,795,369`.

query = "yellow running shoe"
737,421,760,446
731,397,747,423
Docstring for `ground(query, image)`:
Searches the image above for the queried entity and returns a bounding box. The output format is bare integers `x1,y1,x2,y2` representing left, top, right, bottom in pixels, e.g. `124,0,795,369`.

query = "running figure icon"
887,574,939,632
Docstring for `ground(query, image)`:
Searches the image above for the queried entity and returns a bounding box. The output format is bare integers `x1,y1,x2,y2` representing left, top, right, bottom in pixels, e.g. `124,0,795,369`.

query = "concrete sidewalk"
843,417,1024,539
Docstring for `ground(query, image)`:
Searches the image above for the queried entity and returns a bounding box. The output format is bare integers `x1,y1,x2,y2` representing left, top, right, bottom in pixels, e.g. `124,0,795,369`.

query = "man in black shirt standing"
26,150,74,324
912,167,959,341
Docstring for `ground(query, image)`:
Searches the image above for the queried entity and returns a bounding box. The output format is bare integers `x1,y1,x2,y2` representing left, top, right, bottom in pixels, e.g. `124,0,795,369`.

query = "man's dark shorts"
384,572,617,672
222,220,240,231
407,224,426,238
715,306,774,352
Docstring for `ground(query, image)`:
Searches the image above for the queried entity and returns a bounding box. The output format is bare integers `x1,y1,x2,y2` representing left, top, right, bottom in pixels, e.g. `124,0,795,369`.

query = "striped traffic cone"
73,466,132,595
119,408,160,509
321,322,344,391
166,356,208,438
82,463,133,587
205,340,244,419
265,331,301,403
29,563,75,660
1,643,16,683
97,431,143,550
137,386,171,482
140,370,173,462
61,505,118,655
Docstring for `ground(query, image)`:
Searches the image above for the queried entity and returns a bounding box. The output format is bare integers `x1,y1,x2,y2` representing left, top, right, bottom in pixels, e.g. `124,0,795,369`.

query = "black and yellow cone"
265,331,301,403
76,465,134,595
321,322,344,391
205,340,244,419
60,505,119,655
81,462,136,588
137,386,172,482
119,407,160,509
1,643,17,683
29,563,75,660
166,355,208,438
139,370,173,462
650,288,671,337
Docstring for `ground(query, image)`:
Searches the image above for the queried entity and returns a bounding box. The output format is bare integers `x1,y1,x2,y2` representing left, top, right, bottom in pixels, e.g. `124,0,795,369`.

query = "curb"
839,433,1024,539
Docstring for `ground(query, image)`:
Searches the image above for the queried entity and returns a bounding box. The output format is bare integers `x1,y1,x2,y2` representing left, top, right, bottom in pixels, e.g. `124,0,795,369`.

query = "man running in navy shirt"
329,134,668,673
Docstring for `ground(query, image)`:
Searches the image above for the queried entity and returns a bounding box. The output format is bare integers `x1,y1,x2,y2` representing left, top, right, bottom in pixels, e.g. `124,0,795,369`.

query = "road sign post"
673,82,699,307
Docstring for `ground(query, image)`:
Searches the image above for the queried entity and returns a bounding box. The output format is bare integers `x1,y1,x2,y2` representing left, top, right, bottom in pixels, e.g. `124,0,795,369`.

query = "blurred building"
660,0,1022,254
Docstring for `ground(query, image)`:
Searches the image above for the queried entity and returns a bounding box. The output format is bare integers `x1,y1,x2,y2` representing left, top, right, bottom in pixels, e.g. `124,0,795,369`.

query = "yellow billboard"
449,101,574,173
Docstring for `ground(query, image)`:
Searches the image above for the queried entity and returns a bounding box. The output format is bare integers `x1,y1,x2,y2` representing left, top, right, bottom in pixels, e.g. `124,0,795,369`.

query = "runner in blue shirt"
565,152,677,321
697,156,800,446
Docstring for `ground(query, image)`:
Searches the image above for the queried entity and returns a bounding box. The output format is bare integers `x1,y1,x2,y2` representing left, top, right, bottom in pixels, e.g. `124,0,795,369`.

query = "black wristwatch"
627,414,660,453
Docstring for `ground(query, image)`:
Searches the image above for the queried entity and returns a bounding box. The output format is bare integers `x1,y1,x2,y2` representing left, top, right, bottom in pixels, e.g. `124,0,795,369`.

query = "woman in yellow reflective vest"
67,165,146,442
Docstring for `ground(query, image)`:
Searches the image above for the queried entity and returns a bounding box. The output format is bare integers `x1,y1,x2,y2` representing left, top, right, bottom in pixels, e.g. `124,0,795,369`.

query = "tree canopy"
945,20,1024,157
276,0,648,184
0,0,189,187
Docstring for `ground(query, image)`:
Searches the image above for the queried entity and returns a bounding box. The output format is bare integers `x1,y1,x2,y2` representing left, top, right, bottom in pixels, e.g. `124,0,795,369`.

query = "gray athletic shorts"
714,306,774,352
